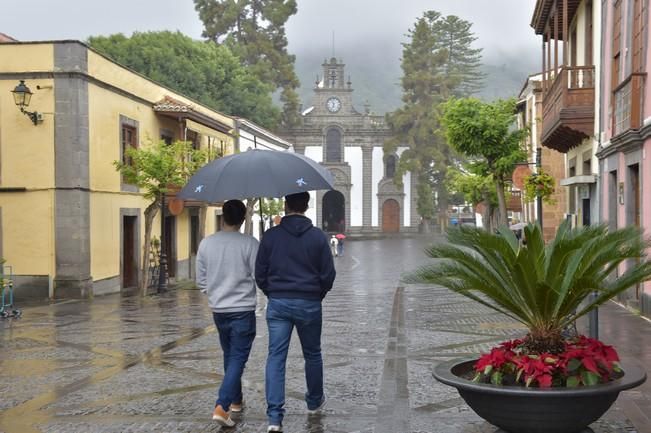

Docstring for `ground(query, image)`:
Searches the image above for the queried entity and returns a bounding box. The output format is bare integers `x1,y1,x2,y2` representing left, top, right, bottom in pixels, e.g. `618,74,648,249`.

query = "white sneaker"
267,425,283,432
307,393,327,414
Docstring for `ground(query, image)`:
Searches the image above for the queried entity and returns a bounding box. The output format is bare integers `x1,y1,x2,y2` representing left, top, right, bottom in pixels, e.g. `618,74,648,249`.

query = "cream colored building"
531,0,601,228
0,40,237,299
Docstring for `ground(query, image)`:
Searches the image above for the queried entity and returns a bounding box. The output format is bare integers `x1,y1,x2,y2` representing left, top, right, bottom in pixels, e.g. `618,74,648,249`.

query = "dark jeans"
265,297,323,425
213,310,256,410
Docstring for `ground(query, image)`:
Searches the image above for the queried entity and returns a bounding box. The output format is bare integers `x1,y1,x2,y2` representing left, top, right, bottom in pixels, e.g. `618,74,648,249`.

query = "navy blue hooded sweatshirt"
255,214,336,300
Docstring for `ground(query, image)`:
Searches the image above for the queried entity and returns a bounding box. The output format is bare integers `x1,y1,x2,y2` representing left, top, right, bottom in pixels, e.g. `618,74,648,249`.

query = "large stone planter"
433,359,646,433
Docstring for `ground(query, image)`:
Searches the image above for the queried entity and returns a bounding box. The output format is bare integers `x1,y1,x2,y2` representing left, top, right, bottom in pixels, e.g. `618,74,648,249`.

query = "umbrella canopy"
335,233,346,239
177,149,334,202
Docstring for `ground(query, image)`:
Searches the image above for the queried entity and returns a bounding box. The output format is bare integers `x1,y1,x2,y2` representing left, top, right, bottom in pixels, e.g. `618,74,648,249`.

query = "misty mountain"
292,44,540,115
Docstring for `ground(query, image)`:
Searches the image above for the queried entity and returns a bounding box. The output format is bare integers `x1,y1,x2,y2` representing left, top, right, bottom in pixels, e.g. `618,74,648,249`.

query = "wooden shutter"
632,0,646,73
121,124,137,166
585,0,593,65
612,0,623,92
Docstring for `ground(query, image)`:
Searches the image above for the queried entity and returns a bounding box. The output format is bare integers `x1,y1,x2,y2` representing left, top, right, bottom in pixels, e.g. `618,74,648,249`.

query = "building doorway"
122,215,138,290
582,198,591,226
322,190,345,232
382,199,400,233
630,164,640,227
630,164,641,299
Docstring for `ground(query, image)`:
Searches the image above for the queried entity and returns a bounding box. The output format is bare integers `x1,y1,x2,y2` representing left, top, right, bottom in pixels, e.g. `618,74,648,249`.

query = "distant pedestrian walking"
196,200,259,428
255,192,336,432
329,235,338,257
335,233,346,257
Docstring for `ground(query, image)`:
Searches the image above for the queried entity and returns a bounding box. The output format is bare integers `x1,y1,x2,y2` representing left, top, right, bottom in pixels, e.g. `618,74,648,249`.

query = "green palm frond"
406,221,651,338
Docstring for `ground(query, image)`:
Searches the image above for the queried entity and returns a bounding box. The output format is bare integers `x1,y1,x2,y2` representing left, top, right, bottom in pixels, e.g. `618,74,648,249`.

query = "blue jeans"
265,298,323,425
213,310,256,410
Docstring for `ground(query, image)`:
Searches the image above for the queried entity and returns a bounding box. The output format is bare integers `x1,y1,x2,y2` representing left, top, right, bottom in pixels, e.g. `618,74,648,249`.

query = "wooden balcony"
612,73,646,137
541,66,595,153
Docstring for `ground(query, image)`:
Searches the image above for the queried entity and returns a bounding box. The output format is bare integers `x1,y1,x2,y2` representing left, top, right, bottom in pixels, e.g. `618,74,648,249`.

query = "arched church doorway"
382,199,400,233
322,190,345,232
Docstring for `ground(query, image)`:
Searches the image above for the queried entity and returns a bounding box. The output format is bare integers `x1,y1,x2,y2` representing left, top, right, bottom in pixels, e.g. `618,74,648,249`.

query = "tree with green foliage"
194,0,301,127
114,140,207,295
447,167,496,207
441,97,527,228
257,198,284,230
89,31,280,129
385,11,484,232
447,164,500,230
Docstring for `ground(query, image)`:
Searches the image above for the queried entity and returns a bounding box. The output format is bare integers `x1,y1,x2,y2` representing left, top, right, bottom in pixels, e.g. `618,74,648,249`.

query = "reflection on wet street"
0,237,645,432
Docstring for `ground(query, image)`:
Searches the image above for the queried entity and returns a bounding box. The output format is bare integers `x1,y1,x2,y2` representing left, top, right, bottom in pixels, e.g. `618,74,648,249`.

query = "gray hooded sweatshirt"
196,231,259,313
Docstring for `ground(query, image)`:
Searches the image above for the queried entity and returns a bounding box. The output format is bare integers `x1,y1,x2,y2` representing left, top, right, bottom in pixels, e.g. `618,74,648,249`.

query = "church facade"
280,58,420,235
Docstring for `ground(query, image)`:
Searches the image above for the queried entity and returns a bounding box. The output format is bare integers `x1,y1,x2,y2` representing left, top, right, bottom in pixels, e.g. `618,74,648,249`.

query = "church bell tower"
313,57,354,115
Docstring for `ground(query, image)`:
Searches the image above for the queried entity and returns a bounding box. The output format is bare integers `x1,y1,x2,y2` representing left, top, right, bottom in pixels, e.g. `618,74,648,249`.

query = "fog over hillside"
0,0,541,116
292,40,540,116
285,0,540,115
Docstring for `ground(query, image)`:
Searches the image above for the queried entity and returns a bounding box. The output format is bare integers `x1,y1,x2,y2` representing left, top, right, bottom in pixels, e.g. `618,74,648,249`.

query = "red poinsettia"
473,336,621,388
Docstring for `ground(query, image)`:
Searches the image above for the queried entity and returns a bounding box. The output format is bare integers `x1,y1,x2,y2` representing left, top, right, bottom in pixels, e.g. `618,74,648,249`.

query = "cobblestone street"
0,237,649,433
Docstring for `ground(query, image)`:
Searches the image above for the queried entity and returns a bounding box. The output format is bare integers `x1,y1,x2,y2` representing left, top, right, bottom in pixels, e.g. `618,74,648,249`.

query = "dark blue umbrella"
177,149,334,202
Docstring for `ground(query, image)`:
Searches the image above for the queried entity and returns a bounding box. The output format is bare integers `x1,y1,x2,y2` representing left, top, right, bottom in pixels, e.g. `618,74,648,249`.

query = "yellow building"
0,40,235,299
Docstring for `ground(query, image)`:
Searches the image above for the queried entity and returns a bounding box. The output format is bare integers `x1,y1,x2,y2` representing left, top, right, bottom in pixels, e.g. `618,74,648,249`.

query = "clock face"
326,97,341,113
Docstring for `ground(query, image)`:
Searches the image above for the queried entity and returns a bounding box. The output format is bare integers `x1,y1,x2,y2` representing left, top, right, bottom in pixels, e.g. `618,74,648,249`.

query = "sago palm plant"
408,222,651,354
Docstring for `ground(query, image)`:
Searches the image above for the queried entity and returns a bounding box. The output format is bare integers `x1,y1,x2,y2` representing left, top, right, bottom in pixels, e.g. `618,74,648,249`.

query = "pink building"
596,0,650,315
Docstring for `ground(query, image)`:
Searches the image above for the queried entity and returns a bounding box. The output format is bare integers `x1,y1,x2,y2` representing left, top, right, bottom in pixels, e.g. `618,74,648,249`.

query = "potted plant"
407,222,650,433
523,169,556,204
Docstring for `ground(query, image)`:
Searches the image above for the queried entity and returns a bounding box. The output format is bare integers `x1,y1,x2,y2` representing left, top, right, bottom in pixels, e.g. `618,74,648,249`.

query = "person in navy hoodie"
255,192,336,433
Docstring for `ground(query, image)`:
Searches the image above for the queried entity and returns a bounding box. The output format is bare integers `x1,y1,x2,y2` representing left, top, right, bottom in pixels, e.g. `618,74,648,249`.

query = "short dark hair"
285,192,310,213
223,200,246,226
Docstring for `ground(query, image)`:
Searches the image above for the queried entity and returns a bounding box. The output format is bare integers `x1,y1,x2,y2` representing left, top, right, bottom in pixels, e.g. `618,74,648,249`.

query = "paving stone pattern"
0,237,646,432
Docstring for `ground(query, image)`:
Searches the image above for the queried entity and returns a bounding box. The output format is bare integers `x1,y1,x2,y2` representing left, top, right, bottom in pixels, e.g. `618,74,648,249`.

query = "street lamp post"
158,190,168,292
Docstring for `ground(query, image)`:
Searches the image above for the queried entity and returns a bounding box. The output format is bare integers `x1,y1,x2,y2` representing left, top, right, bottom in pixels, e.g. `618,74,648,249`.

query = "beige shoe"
212,404,235,427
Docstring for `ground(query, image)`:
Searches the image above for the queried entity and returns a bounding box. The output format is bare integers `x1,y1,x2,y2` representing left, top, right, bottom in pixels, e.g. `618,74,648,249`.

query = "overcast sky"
1,0,539,59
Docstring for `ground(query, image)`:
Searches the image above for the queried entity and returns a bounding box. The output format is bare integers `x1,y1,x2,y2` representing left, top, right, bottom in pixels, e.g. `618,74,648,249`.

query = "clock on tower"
326,97,341,113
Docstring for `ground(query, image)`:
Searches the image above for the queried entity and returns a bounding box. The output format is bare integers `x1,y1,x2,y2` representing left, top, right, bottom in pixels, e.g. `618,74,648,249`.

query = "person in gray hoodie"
196,199,259,427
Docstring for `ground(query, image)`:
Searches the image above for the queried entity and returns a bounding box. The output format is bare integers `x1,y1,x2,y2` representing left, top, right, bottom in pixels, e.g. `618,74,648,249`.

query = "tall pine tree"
194,0,301,128
437,15,485,97
385,11,484,231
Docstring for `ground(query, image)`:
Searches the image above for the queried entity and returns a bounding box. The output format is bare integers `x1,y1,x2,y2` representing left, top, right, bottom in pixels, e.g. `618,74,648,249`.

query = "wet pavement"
0,237,649,433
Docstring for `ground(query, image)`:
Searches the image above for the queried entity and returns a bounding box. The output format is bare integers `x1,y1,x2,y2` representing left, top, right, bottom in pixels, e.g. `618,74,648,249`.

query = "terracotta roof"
153,95,232,134
0,32,18,42
153,96,194,113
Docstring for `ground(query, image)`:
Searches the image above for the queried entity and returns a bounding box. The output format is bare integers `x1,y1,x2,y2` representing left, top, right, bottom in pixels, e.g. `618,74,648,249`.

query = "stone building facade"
280,58,419,235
